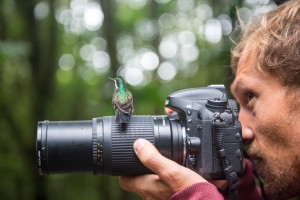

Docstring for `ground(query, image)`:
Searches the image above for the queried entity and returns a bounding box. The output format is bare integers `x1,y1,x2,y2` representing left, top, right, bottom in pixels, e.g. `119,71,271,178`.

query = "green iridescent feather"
110,76,133,123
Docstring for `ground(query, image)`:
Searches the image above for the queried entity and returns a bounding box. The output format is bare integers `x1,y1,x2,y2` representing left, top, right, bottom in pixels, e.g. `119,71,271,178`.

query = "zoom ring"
110,116,155,175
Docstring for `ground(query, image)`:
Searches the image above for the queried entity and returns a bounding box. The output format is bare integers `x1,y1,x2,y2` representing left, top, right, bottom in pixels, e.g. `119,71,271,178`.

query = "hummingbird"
110,76,134,123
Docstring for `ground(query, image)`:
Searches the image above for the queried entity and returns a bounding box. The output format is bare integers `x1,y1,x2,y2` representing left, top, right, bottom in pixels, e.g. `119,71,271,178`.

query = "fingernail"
134,139,146,152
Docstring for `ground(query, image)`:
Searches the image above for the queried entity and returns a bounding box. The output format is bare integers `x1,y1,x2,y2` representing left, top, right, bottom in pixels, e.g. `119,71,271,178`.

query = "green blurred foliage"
0,0,282,200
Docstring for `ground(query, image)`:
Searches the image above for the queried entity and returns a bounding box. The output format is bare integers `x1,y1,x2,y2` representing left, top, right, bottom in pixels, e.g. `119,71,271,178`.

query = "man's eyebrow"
230,80,239,95
230,79,248,96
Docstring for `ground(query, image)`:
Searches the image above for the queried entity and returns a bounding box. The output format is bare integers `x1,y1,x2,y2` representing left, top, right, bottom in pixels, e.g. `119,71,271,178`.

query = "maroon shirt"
170,159,263,200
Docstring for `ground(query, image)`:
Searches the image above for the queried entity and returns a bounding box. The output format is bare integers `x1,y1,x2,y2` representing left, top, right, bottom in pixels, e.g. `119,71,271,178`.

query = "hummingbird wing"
112,92,133,124
116,97,133,114
112,92,133,114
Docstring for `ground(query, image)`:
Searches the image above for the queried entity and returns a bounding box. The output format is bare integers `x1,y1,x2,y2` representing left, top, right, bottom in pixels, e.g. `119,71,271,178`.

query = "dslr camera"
36,85,243,180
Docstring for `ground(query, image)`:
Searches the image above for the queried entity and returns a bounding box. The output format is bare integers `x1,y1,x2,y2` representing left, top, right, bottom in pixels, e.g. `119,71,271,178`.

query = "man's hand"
119,139,207,200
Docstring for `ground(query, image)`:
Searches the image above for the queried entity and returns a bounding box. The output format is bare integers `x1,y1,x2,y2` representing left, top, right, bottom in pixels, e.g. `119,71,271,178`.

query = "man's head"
232,0,300,89
231,1,300,199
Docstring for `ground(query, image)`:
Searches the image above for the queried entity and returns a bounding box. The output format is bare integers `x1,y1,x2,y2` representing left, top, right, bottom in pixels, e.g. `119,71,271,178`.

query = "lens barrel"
36,115,185,176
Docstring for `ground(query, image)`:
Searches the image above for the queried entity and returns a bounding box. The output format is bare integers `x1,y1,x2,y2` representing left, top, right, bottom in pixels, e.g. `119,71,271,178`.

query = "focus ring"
110,116,154,175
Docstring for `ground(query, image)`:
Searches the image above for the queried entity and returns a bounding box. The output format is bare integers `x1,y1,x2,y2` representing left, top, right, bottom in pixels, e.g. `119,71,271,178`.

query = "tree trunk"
100,0,118,77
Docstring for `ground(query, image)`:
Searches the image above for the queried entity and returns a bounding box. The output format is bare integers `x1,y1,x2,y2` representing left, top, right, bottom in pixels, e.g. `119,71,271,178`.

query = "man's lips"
247,144,263,161
248,153,262,162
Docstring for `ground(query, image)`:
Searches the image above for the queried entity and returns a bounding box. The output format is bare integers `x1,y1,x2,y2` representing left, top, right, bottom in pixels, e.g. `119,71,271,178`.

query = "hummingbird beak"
109,77,114,81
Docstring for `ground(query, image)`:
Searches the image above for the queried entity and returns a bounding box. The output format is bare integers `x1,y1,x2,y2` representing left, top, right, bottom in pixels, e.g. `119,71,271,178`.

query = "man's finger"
119,175,173,199
165,107,174,115
133,139,179,178
119,174,159,193
133,139,207,187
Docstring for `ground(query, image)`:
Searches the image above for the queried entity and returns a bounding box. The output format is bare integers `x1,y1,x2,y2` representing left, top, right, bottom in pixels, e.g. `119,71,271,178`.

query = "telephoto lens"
36,115,186,176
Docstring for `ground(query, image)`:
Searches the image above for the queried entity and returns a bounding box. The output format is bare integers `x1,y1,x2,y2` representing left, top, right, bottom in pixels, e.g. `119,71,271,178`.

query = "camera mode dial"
206,98,228,111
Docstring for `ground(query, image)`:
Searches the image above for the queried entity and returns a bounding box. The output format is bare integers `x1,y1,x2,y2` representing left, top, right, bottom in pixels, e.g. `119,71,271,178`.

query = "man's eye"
245,92,254,102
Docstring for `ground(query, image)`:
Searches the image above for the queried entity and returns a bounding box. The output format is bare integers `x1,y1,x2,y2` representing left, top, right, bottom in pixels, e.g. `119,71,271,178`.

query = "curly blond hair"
231,0,300,88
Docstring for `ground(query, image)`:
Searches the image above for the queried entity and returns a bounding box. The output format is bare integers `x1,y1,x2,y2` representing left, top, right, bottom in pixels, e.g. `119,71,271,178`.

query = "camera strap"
213,118,239,200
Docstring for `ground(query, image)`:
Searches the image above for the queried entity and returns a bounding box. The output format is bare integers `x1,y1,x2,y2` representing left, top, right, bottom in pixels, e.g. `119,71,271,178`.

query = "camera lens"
36,116,186,176
36,120,94,174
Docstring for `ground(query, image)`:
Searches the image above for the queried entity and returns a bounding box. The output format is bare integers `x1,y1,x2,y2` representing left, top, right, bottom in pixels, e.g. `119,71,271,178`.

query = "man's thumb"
133,138,176,176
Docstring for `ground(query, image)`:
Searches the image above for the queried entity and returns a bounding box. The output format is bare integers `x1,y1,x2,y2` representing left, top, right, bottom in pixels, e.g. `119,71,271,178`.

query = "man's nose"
242,128,254,140
238,110,255,140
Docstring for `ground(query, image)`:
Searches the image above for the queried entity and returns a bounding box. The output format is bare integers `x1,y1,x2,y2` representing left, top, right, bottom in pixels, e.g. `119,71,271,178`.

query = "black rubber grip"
110,116,155,175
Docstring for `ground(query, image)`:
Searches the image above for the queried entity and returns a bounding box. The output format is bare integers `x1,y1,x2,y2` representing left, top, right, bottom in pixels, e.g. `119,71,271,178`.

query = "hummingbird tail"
116,110,131,123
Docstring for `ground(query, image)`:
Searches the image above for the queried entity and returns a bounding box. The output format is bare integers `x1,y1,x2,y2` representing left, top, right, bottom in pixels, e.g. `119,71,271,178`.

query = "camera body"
37,85,243,180
165,85,243,179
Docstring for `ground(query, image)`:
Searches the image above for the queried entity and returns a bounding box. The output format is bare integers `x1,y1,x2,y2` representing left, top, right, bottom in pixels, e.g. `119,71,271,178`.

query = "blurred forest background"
0,0,278,200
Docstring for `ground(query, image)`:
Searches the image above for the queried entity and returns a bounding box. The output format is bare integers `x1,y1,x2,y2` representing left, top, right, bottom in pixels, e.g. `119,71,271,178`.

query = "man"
119,0,300,199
